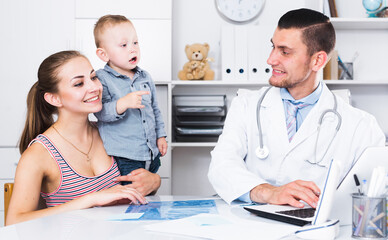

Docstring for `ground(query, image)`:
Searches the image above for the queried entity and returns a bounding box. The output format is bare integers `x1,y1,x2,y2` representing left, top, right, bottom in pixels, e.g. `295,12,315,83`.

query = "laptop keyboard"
275,208,315,218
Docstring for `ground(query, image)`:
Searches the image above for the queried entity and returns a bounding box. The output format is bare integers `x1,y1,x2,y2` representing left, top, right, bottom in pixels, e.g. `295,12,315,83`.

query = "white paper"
145,213,299,240
106,212,144,221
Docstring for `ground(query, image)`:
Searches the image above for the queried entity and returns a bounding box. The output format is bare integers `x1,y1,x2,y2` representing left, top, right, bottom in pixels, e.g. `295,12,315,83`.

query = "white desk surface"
0,195,352,240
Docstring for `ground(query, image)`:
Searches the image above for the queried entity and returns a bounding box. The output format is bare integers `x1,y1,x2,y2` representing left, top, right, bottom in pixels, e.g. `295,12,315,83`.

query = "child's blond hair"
93,14,132,48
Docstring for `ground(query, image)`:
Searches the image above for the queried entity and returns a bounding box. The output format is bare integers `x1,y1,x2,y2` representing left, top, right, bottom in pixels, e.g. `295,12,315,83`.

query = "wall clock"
215,0,265,24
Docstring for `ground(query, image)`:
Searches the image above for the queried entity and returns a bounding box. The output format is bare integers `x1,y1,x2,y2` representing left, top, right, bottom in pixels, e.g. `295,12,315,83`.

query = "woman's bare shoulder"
18,141,52,169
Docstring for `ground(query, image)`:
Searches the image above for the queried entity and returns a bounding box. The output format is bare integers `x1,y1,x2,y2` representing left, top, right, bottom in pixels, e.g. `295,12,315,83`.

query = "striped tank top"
30,134,120,207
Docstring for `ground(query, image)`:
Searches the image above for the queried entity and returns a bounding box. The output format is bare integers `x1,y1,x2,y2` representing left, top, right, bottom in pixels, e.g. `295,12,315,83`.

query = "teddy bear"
178,43,214,80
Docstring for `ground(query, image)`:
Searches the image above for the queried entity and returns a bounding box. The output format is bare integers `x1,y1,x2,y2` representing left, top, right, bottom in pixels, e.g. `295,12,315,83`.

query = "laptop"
244,147,388,226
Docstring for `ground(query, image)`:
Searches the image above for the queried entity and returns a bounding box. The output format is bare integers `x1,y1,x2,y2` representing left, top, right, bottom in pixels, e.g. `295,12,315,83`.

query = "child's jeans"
114,153,161,185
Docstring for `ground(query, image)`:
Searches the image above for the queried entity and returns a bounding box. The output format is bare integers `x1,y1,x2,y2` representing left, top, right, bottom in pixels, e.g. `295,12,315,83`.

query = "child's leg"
114,156,145,185
148,153,161,173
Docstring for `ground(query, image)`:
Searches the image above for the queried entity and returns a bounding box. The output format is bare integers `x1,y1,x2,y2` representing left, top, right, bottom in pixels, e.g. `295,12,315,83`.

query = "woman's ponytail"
18,50,83,154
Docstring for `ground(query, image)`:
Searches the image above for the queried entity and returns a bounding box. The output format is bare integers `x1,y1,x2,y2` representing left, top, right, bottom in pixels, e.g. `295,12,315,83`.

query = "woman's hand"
114,169,161,196
90,185,148,207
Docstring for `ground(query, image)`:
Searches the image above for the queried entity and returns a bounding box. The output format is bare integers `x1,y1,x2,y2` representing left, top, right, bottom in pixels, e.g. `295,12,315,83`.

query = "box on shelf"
173,95,227,142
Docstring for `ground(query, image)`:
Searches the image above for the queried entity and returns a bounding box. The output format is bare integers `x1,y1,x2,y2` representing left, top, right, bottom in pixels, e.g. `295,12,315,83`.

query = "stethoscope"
255,87,342,167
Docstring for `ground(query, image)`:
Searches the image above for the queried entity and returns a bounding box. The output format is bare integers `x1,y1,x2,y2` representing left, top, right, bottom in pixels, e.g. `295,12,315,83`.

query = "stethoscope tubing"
255,87,341,165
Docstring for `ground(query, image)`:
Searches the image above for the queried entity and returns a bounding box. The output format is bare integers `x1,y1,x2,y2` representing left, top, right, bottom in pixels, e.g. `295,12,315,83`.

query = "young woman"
6,51,155,225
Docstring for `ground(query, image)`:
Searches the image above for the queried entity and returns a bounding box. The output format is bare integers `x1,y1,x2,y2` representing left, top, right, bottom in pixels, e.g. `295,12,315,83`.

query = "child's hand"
116,91,150,114
115,169,161,196
157,137,168,156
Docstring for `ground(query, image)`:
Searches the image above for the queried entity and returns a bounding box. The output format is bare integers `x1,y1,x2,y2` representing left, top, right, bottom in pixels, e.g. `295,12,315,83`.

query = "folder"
234,25,248,81
257,25,273,82
323,50,339,80
247,25,261,82
221,25,235,82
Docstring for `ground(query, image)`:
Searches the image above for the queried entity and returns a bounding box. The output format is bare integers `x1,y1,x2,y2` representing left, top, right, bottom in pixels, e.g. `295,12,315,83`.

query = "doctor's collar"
280,82,323,105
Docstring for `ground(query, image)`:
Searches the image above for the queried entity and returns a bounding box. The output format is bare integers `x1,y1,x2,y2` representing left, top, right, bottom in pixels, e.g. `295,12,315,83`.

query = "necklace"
52,125,94,161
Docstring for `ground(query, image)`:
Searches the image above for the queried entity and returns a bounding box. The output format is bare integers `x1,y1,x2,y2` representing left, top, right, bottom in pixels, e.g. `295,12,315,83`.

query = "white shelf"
171,142,217,148
155,81,171,85
170,80,388,86
171,80,269,86
330,18,388,30
324,80,388,85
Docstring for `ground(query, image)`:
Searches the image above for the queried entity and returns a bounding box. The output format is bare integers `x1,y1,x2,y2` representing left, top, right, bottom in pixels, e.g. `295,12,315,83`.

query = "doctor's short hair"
278,8,335,57
93,14,132,48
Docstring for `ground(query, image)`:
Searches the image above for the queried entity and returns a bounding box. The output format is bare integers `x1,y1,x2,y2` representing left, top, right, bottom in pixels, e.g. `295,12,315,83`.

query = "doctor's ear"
311,51,328,72
96,48,109,62
44,92,62,108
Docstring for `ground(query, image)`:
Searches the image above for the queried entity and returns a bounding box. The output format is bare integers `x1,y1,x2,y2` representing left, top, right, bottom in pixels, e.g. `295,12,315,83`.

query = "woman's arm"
6,144,147,226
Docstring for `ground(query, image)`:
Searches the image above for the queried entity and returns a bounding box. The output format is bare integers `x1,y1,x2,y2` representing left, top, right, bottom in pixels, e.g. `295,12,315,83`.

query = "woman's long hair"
19,51,83,154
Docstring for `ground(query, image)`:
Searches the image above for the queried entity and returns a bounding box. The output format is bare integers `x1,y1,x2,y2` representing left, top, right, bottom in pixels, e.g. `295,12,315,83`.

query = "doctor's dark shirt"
94,65,167,161
237,82,323,203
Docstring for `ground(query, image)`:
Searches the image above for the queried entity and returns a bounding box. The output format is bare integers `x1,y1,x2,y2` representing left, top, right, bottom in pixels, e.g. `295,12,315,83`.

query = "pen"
353,174,362,195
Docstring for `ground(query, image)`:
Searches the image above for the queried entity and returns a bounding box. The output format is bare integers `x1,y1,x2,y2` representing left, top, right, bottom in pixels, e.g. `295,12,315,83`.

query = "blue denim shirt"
94,64,167,161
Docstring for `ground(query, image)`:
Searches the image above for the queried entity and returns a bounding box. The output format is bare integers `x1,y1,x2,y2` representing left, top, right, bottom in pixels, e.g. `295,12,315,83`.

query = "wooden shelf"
330,18,388,30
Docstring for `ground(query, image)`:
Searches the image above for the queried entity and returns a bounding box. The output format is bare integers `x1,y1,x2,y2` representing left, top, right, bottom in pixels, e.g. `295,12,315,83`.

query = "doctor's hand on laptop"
250,180,321,208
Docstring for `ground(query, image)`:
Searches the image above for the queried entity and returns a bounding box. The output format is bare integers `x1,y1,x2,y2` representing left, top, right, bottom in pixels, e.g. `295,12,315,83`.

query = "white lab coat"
208,84,385,204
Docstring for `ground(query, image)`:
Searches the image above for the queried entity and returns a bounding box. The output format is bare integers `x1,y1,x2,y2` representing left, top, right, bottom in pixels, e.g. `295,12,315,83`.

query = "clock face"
215,0,265,23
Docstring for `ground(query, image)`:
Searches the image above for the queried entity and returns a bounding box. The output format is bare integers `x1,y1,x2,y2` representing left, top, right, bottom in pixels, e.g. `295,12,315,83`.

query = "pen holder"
339,62,353,80
352,193,387,239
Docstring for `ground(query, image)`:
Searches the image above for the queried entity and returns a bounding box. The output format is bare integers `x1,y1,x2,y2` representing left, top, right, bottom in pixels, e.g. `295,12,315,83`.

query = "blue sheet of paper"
125,199,218,220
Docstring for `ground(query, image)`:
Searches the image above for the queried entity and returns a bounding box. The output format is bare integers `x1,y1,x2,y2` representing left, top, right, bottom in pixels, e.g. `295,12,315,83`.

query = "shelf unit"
330,17,388,30
165,76,388,148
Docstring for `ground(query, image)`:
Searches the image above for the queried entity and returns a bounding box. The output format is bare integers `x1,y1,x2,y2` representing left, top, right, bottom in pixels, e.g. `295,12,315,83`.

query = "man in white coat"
208,8,385,208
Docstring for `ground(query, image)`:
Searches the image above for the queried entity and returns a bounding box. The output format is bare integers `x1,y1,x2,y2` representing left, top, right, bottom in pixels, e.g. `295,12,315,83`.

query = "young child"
93,15,167,183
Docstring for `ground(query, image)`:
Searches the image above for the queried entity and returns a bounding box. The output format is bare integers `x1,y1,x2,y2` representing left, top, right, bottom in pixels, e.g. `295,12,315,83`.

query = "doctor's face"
267,27,313,90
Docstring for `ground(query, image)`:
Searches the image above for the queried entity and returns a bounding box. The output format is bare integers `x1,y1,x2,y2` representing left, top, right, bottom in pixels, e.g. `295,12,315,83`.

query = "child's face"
100,22,140,76
55,56,103,115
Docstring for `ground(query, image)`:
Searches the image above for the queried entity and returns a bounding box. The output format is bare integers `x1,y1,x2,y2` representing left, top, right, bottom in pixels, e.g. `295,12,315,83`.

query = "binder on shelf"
328,0,338,17
257,25,273,82
323,0,332,17
247,25,261,82
221,25,235,82
323,50,339,80
234,25,248,81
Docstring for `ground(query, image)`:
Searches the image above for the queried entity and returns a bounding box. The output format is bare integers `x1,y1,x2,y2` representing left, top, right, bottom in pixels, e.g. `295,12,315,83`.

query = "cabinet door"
0,0,75,146
0,147,20,218
76,0,172,19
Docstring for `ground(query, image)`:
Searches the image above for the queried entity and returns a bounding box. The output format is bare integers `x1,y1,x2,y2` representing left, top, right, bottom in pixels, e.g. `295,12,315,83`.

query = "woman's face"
55,56,103,115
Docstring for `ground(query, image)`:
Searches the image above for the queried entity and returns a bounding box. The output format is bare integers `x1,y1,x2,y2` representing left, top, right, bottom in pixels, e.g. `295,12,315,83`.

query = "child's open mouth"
129,56,137,63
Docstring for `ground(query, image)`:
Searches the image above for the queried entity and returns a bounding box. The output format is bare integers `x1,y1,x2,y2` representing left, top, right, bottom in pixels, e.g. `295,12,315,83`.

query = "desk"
0,196,352,240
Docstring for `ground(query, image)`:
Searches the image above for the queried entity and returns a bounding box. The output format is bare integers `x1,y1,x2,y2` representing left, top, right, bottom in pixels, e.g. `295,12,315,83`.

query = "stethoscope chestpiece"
256,145,269,159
